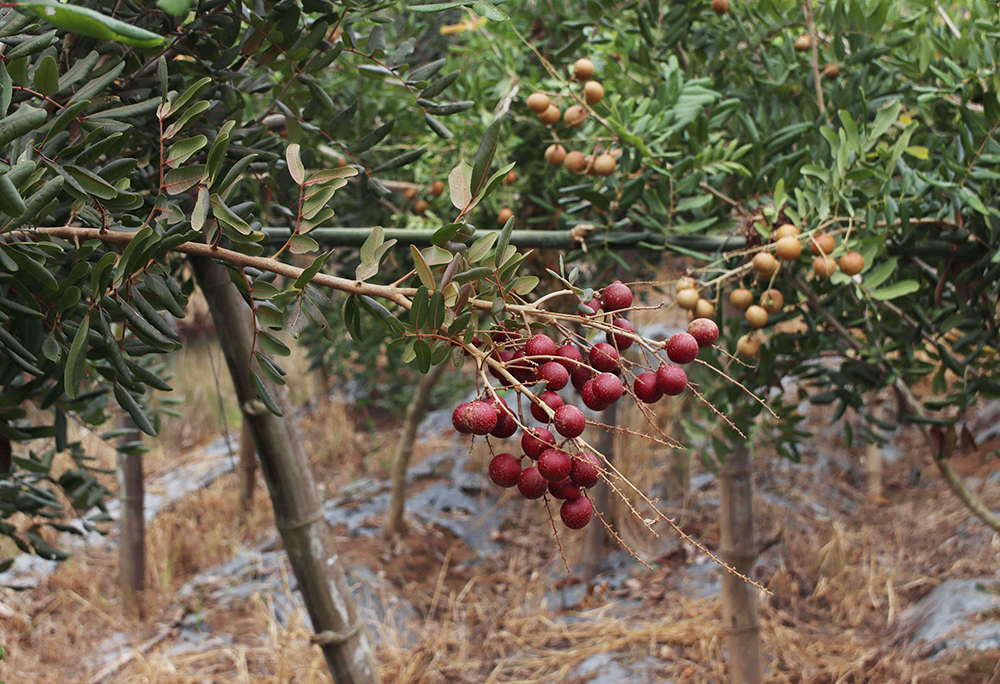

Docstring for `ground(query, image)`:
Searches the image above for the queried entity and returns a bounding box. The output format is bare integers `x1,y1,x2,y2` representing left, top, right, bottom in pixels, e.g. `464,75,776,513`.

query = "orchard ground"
1,289,999,683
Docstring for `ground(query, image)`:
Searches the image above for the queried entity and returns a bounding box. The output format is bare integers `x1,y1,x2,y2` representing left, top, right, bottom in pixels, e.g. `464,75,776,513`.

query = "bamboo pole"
582,402,617,580
117,414,145,617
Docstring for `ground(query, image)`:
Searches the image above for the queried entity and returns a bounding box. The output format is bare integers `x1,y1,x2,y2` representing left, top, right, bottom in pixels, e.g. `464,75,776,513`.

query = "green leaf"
959,188,990,216
493,215,514,268
511,276,539,295
157,0,193,16
869,279,920,301
411,243,435,291
32,54,59,97
64,312,90,400
472,0,508,19
352,119,394,153
23,2,165,47
372,147,426,173
0,105,47,148
863,257,897,289
0,244,57,290
0,174,25,217
424,113,453,139
289,235,319,254
466,231,497,263
471,117,502,196
163,165,206,195
165,135,207,168
210,194,250,234
293,250,332,289
449,160,473,210
65,164,118,199
409,1,468,11
286,143,304,184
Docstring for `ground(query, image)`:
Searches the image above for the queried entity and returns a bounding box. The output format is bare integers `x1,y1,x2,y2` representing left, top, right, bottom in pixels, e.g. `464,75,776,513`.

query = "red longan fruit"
560,495,593,529
666,332,700,364
554,404,586,438
656,364,687,396
538,448,573,482
517,466,548,499
489,453,521,487
521,427,556,459
634,372,663,404
589,342,620,373
570,452,601,488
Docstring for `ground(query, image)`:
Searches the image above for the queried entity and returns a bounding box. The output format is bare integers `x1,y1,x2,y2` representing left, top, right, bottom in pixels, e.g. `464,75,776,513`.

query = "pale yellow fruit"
694,298,716,318
527,93,550,113
584,81,604,105
676,288,700,310
573,58,595,81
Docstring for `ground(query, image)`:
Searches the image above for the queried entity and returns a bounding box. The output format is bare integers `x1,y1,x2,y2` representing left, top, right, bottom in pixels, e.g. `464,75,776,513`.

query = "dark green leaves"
20,3,165,47
471,117,503,197
64,312,90,400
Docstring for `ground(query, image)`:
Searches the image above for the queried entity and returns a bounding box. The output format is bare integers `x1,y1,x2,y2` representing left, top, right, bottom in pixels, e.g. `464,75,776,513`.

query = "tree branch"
803,0,825,114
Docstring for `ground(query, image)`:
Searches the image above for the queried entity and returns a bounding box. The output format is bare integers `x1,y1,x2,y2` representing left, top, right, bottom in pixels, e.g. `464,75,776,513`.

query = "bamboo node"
310,621,362,646
276,510,326,533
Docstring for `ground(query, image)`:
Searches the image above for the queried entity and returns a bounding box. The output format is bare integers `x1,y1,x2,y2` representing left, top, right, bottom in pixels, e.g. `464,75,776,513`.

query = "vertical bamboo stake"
582,401,617,580
117,414,145,616
719,441,762,683
192,256,379,684
238,419,257,517
385,362,448,536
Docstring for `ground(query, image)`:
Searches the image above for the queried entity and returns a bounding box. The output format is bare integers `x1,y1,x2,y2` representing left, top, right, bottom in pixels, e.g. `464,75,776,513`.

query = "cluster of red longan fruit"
526,58,618,179
451,281,721,530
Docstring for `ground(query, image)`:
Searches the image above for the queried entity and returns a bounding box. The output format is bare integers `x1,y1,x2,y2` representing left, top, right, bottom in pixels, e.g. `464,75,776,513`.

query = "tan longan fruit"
564,150,588,174
593,154,616,176
839,252,865,276
430,180,446,196
737,334,760,357
414,199,428,215
545,144,567,166
336,157,347,168
809,233,836,255
695,298,716,318
573,58,595,81
775,236,803,261
687,309,698,322
822,64,840,80
774,223,800,239
498,208,514,225
677,276,698,291
760,289,784,314
711,0,729,14
752,252,780,278
564,105,587,128
538,104,561,126
676,288,700,310
504,171,517,185
745,305,769,329
813,256,838,277
403,187,418,201
730,288,753,311
793,35,812,52
584,81,604,105
527,93,550,114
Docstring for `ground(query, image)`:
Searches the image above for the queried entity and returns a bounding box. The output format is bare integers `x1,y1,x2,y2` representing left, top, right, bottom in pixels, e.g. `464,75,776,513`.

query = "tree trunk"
582,401,616,580
385,362,448,536
238,419,257,517
719,442,762,684
191,256,379,684
117,414,144,616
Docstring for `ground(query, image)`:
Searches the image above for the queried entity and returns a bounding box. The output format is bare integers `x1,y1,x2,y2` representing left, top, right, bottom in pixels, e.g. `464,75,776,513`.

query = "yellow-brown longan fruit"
813,256,838,277
794,35,812,52
593,154,616,176
584,81,604,105
760,289,784,314
745,305,769,329
414,199,428,215
677,276,698,291
573,58,595,81
564,150,588,174
839,252,865,276
564,105,587,128
730,288,753,311
774,223,800,240
711,0,729,14
676,288,700,310
822,64,841,79
403,187,418,201
545,144,567,166
498,208,514,225
687,309,698,322
504,171,517,185
336,157,348,168
809,233,836,255
527,93,550,114
775,236,803,261
752,252,780,278
430,180,445,197
538,104,561,126
737,334,760,358
695,298,716,318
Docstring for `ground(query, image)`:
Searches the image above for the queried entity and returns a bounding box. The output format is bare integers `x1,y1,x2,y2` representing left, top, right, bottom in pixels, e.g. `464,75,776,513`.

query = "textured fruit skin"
676,288,700,310
488,349,514,384
582,297,603,316
538,104,561,125
560,496,594,529
430,180,446,196
517,466,548,499
745,305,769,329
463,400,499,435
694,299,715,319
548,478,581,500
554,343,583,371
538,448,573,481
809,233,836,255
564,105,587,128
498,208,514,225
536,361,569,391
570,452,601,488
452,403,473,434
527,92,550,113
606,318,635,350
666,332,700,364
573,58,595,81
813,256,837,277
793,35,812,52
564,150,587,173
634,372,663,404
774,223,800,239
490,411,518,438
711,0,729,14
593,154,616,176
525,334,557,359
522,427,555,459
571,365,593,392
737,334,760,357
414,199,428,215
554,404,586,438
531,390,564,422
592,372,624,405
581,379,609,411
584,80,604,104
509,349,536,383
656,364,687,396
589,342,620,372
775,236,803,261
730,288,753,311
839,252,865,276
752,252,779,277
601,281,634,311
489,453,522,487
760,289,784,314
545,144,567,165
687,318,720,348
